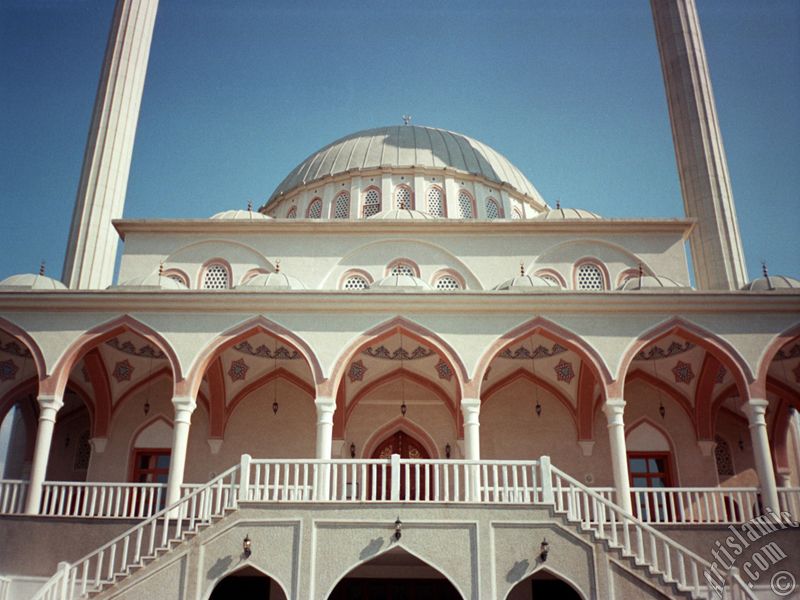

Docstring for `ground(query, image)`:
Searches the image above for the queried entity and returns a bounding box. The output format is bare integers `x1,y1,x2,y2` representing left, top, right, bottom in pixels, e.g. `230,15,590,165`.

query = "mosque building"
0,1,798,599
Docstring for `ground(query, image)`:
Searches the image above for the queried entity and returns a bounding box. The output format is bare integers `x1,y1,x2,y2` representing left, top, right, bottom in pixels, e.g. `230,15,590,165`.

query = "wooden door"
371,431,430,500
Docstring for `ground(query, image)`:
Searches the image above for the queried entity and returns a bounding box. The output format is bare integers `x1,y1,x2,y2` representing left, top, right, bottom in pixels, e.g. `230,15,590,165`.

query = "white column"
62,0,160,289
24,395,64,514
742,399,780,512
314,398,336,460
650,0,747,290
603,398,632,514
461,398,481,460
165,396,196,507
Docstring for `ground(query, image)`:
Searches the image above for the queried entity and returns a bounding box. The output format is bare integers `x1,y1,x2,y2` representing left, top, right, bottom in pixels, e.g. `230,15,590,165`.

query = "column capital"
37,394,64,414
602,398,625,418
460,398,481,412
314,396,336,409
742,398,768,423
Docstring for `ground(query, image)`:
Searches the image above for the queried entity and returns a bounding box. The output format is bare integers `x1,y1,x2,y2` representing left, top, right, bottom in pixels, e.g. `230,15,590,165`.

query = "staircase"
29,455,757,600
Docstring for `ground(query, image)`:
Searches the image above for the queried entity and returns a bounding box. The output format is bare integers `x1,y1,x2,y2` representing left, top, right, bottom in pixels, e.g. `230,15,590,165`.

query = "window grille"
427,187,444,216
307,198,322,219
396,186,413,210
203,264,230,290
343,275,369,290
458,191,474,218
486,198,501,219
390,263,415,277
334,193,350,219
539,274,561,287
435,275,461,290
576,263,604,290
363,189,381,217
286,206,297,219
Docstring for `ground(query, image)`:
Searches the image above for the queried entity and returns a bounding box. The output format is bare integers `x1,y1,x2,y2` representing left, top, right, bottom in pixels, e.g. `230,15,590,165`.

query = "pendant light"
529,337,541,417
400,332,407,417
272,338,279,415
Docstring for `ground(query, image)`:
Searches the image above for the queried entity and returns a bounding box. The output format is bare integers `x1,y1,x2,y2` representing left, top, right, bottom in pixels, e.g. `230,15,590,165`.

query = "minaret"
651,0,748,290
62,0,159,289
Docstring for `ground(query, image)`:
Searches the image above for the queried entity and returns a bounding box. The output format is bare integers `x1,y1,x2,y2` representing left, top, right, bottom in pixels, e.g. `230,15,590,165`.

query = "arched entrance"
507,569,583,599
371,430,430,500
328,547,462,600
208,566,286,600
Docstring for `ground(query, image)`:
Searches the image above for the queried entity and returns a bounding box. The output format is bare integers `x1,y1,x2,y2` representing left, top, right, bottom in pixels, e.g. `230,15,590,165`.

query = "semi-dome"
240,272,306,290
535,207,602,220
742,275,800,291
211,209,272,220
265,125,544,206
371,274,432,290
367,209,440,220
0,273,67,290
617,275,685,291
494,274,560,290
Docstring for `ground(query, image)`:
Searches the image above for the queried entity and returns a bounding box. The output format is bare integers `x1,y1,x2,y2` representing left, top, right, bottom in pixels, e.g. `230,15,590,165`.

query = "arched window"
162,269,189,287
343,275,369,290
395,185,413,210
512,207,523,220
389,262,416,277
334,192,350,219
485,197,502,219
457,190,474,219
427,186,445,217
537,272,564,288
306,198,322,219
434,275,461,290
714,435,734,476
286,206,297,219
363,188,381,217
576,263,605,291
202,263,230,290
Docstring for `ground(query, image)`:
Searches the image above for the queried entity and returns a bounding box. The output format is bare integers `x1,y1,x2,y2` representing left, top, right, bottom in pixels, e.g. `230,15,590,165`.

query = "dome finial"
158,262,164,278
402,115,412,126
761,260,769,278
520,260,525,276
39,260,46,276
275,259,281,273
247,200,252,212
556,199,561,210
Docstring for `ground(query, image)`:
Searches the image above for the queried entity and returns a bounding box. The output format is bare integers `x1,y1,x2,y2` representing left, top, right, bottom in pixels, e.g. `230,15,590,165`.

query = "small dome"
210,209,272,220
367,209,440,220
115,273,187,290
371,275,432,290
535,207,601,220
742,275,800,291
494,275,560,290
617,275,685,291
240,272,306,290
0,273,67,290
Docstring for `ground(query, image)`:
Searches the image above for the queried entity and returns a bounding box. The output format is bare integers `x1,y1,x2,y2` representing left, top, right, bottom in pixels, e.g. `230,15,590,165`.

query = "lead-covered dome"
265,125,544,208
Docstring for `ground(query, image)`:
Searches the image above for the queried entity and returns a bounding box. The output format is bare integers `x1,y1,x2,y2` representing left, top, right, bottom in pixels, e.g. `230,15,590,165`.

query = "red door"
371,431,430,500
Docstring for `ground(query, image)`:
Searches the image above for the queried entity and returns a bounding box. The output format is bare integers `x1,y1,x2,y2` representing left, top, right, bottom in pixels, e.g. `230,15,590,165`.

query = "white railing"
549,466,757,600
244,456,543,503
0,575,10,600
0,479,28,514
778,487,800,517
30,467,241,600
630,487,763,525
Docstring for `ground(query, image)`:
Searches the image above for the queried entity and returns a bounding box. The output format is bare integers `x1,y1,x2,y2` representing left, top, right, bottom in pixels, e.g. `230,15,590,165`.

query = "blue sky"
1,0,798,284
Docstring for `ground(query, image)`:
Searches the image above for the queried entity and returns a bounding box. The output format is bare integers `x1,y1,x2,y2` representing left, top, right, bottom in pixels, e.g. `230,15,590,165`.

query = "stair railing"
546,464,758,600
30,461,243,600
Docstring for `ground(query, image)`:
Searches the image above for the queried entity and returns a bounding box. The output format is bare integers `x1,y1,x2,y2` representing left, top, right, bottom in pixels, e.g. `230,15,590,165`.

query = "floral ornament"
112,360,135,383
554,359,575,384
348,360,367,383
435,359,453,381
672,360,695,384
228,358,249,382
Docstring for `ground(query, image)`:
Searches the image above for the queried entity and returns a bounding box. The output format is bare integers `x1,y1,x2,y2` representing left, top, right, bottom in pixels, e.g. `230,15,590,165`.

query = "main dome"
265,125,544,207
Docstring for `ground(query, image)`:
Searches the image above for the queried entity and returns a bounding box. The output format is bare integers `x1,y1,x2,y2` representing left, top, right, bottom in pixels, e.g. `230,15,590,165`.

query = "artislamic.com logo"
705,507,798,598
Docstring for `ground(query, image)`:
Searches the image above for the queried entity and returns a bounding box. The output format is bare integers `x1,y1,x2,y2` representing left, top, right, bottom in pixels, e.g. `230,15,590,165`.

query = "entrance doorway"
209,566,285,600
371,431,430,500
507,569,583,599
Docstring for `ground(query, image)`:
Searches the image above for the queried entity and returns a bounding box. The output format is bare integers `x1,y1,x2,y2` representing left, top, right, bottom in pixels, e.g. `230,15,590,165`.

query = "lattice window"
395,186,413,210
343,275,369,290
334,193,350,219
390,263,415,277
164,271,188,287
576,263,604,290
458,190,474,218
435,275,461,290
427,187,444,216
363,188,381,217
73,430,91,470
714,436,734,476
202,264,230,290
286,206,297,219
485,198,502,219
307,198,322,219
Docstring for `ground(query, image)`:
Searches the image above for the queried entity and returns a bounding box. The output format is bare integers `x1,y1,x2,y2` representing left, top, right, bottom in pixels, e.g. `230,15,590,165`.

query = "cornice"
0,290,797,315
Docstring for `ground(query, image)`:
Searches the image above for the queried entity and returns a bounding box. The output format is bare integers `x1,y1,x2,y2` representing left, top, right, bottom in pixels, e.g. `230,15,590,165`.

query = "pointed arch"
474,317,613,399
615,317,751,400
362,417,441,460
345,368,459,435
0,376,38,425
625,417,680,485
110,366,173,421
49,315,181,398
503,565,587,600
482,367,578,433
204,563,290,600
325,316,468,398
184,315,323,398
755,321,800,398
324,544,467,600
625,368,695,432
84,348,112,438
0,316,47,385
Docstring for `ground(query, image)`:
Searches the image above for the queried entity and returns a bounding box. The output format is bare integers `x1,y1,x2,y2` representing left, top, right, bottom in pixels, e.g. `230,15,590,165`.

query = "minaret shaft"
62,0,159,289
651,0,748,290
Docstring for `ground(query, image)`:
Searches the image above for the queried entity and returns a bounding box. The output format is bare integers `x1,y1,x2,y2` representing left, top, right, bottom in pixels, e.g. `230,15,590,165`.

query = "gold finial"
555,199,561,210
275,259,281,273
158,262,164,277
402,115,412,126
520,260,525,276
761,260,769,278
247,200,252,212
39,261,46,276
